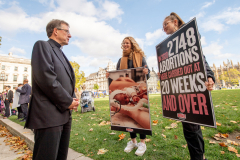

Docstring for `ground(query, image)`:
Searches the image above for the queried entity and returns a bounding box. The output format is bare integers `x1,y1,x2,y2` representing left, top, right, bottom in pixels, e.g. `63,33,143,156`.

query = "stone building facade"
147,69,159,93
210,59,240,88
84,61,159,94
84,60,116,93
0,52,31,92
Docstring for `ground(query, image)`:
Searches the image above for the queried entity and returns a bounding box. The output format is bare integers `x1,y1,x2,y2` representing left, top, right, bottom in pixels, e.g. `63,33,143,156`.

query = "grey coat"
16,83,32,104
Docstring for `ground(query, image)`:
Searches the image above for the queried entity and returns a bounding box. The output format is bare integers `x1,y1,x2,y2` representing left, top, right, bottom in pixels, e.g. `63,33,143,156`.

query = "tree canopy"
70,61,86,90
219,68,240,86
93,84,99,91
0,36,2,47
157,80,160,91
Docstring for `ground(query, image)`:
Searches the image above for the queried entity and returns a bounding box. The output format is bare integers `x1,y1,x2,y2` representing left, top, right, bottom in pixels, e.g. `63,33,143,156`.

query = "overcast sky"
0,0,239,76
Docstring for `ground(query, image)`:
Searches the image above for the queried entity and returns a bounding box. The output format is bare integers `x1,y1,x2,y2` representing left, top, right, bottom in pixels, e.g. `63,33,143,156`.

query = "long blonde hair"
164,12,185,28
121,36,146,58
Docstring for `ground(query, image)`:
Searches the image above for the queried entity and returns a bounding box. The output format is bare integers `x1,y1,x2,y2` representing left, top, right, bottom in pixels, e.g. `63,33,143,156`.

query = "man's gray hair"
46,19,69,38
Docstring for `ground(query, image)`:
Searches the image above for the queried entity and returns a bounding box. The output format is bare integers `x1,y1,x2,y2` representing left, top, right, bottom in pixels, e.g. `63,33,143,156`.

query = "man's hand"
143,65,148,74
205,77,214,91
15,87,18,90
68,98,79,110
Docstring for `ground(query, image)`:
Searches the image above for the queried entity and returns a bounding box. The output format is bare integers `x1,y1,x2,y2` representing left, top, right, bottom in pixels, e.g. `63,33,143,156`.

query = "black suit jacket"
16,83,32,104
25,39,76,129
6,90,13,103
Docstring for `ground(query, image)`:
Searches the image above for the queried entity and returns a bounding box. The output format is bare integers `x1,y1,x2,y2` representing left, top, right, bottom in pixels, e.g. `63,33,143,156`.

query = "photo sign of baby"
156,18,216,128
108,67,152,135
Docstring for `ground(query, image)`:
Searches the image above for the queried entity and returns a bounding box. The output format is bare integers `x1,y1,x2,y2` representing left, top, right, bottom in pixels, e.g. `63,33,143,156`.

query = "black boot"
19,113,24,119
20,119,26,122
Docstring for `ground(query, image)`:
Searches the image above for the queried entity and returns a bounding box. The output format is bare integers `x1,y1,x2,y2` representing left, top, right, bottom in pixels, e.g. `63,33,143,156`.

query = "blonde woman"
160,12,215,160
106,36,150,156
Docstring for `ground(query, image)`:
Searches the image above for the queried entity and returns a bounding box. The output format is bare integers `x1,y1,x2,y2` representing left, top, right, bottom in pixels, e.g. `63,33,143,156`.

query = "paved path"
0,136,25,160
0,116,93,160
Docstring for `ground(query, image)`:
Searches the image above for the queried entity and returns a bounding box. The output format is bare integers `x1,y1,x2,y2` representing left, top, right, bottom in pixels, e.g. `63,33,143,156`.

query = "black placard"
156,18,216,128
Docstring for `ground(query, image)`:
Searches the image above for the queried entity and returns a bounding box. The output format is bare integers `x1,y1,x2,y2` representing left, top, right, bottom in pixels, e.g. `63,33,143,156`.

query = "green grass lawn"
9,89,240,159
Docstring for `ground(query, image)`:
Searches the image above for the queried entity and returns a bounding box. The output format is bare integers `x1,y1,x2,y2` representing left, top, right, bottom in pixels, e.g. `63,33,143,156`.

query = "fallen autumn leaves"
118,133,126,141
210,132,240,158
97,148,108,155
0,125,32,160
70,95,240,159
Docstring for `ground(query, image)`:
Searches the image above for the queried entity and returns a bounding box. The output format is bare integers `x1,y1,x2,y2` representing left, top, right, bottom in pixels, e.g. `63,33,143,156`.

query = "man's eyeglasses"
57,28,70,35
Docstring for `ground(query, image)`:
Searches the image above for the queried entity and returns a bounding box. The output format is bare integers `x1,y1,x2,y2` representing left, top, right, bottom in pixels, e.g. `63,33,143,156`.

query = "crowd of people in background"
0,86,13,118
0,84,80,119
0,79,31,122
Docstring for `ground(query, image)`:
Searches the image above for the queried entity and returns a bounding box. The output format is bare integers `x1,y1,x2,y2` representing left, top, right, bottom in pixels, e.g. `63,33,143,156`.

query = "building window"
2,65,5,70
5,75,8,81
14,66,18,71
0,73,5,81
24,67,28,72
13,75,18,81
0,74,7,81
23,76,27,81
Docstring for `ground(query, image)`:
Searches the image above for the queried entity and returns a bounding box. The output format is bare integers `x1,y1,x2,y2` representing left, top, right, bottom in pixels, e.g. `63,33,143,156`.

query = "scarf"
120,49,142,69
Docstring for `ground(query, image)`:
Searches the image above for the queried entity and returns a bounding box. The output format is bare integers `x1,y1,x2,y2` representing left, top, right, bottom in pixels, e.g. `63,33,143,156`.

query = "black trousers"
130,132,146,139
20,103,28,120
17,106,22,113
17,106,23,118
4,101,10,117
33,117,72,160
182,122,204,160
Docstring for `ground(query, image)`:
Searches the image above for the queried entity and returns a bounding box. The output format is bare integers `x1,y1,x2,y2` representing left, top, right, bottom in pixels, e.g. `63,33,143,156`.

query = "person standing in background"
1,91,6,115
13,83,24,119
9,86,13,116
16,79,32,122
3,86,13,119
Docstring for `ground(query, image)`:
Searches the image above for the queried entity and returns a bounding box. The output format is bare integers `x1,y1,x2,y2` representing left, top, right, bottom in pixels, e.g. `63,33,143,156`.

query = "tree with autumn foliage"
0,36,2,47
157,80,160,91
219,68,240,86
93,84,99,92
70,61,86,90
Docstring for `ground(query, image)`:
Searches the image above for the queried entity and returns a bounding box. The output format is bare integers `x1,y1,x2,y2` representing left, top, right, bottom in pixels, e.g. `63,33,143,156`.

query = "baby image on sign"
108,67,152,135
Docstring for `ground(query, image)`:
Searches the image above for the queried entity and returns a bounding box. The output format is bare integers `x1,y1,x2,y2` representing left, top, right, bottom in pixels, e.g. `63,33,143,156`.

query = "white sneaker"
124,141,138,153
135,142,146,156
